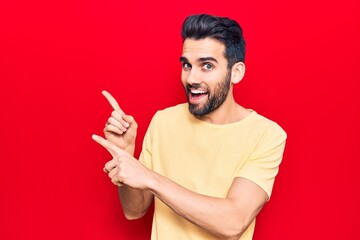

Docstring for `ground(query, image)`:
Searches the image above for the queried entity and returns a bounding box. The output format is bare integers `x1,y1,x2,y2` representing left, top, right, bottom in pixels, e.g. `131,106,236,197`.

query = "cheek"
181,71,188,84
205,71,223,84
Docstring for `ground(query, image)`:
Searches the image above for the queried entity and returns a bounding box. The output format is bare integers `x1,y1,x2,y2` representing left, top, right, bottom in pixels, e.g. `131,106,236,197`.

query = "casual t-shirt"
140,103,287,240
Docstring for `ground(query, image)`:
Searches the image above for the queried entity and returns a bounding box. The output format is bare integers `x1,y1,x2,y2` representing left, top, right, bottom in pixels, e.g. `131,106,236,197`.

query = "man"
92,14,287,240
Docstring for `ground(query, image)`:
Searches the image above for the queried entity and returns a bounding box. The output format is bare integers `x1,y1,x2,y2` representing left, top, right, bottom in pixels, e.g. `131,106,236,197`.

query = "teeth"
191,89,206,94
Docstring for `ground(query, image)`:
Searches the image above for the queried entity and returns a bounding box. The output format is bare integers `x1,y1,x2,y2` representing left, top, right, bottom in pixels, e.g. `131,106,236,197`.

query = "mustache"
186,83,207,90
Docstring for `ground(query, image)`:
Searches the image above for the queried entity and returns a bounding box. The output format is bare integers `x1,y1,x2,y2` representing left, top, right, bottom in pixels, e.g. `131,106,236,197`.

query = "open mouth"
189,89,208,102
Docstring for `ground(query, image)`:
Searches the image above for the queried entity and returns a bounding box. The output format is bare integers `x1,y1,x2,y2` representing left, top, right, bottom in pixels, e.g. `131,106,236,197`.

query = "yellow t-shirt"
139,103,287,240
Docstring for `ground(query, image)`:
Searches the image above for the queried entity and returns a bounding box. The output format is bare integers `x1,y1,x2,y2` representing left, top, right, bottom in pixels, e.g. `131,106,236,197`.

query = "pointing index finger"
102,90,124,114
92,134,118,156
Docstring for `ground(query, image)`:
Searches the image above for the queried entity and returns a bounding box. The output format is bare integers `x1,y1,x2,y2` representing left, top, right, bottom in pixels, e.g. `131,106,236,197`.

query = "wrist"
125,144,135,156
145,170,159,192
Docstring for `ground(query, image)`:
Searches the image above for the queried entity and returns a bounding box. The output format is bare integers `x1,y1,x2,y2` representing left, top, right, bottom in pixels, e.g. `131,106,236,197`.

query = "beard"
185,70,231,117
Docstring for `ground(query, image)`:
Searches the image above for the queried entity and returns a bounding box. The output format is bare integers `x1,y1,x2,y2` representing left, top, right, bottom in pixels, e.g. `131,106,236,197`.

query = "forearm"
118,185,153,220
147,172,258,239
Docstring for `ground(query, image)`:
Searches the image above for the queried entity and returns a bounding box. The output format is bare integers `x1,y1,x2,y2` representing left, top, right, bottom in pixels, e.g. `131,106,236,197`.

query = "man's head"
181,14,246,69
180,14,246,118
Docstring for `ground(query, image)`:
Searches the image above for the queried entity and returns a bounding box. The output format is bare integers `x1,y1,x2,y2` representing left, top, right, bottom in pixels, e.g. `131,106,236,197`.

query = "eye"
202,63,213,71
182,62,192,70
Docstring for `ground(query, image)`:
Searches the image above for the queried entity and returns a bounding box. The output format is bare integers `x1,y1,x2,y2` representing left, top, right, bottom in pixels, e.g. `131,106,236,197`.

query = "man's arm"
100,91,154,218
148,172,268,240
93,135,268,240
117,187,153,220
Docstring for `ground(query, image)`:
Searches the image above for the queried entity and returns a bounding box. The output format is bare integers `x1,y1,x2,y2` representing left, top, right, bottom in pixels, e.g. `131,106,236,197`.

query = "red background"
1,0,359,239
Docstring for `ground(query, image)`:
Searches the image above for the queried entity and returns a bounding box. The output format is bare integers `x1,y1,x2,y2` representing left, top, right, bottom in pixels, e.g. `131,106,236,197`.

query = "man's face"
180,38,231,117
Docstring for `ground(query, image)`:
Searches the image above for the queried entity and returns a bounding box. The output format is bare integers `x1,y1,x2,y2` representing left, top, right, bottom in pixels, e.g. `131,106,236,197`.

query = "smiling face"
180,38,232,117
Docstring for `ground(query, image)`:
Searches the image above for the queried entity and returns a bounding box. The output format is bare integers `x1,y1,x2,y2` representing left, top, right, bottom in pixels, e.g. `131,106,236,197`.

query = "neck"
196,94,251,125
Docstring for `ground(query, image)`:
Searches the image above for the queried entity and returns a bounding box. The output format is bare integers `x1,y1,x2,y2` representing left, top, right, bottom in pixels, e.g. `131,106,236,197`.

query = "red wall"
1,1,359,239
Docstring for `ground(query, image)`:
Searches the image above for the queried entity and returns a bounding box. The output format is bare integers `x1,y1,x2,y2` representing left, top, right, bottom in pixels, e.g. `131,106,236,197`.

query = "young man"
92,14,287,240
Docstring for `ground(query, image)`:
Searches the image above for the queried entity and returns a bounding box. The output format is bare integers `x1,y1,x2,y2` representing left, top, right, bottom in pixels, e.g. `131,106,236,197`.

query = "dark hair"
181,14,246,68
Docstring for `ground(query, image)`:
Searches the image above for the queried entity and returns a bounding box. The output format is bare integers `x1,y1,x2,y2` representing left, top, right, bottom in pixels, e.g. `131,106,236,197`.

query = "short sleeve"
237,123,287,199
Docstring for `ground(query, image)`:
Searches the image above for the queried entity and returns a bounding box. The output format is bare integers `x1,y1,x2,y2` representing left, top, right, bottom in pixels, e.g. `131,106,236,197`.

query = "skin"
180,38,249,124
102,90,137,155
93,38,269,240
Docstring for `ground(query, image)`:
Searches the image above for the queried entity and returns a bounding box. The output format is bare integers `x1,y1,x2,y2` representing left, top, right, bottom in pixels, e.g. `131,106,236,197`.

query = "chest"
151,125,258,197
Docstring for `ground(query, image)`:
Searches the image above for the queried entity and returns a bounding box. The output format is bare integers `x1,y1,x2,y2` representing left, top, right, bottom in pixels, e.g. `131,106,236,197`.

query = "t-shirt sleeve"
236,123,287,199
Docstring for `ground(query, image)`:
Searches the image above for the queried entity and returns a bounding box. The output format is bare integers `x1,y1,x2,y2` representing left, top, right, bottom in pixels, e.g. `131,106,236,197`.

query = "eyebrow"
180,56,188,63
198,57,218,63
179,56,218,63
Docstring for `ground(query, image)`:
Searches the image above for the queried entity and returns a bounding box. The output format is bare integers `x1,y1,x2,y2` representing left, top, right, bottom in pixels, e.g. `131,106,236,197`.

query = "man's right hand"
102,90,138,156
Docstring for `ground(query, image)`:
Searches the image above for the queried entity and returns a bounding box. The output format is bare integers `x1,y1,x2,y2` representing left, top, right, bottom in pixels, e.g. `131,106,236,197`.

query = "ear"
231,62,245,84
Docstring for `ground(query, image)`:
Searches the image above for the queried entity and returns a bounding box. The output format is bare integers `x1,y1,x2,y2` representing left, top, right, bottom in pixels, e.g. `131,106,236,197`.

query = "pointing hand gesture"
92,134,151,189
102,90,138,155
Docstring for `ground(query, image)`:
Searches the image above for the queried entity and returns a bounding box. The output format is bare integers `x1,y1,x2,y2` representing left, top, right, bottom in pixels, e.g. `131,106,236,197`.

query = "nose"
183,68,201,86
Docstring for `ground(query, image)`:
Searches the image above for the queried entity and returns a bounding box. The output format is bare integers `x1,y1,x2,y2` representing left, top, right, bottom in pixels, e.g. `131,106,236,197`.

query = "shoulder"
152,103,188,122
146,103,189,136
157,103,188,115
249,111,287,145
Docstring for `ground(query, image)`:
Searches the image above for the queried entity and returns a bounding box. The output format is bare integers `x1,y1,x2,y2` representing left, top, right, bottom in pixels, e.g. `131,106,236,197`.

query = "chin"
188,103,210,117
